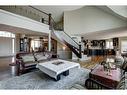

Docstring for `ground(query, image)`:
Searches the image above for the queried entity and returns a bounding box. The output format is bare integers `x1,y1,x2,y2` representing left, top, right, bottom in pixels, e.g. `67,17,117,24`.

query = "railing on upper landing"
0,6,52,26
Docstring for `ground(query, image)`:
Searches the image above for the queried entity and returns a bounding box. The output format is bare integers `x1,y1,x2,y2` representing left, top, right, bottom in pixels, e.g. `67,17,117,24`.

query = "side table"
89,65,121,88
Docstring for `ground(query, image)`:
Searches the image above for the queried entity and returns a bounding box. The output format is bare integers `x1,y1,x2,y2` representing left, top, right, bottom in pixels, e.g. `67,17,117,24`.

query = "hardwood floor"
79,60,99,69
0,57,14,81
79,56,104,69
71,56,105,70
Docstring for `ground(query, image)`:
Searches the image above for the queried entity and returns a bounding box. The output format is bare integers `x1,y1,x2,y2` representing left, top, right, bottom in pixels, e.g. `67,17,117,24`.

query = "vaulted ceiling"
32,6,127,39
33,6,83,22
33,6,127,22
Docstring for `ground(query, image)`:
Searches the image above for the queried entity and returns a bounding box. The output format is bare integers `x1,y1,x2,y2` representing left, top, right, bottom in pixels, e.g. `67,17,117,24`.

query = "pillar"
48,31,51,51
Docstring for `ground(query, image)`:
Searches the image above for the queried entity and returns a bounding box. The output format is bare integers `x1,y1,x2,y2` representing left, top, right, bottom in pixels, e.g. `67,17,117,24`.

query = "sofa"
16,51,58,74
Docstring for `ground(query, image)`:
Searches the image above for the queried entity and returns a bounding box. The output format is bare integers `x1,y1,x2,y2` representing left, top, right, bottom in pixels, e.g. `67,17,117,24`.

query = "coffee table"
36,59,80,81
89,65,121,88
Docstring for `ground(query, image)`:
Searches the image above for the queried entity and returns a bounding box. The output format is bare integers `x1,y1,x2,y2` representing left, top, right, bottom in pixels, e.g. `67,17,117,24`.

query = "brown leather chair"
16,52,37,73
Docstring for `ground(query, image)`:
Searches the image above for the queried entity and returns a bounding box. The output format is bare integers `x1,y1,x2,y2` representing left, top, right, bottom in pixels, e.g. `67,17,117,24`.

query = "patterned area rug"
0,68,90,89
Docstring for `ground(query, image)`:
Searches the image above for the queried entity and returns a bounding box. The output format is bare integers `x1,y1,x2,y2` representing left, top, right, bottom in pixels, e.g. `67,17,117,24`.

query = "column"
48,31,51,51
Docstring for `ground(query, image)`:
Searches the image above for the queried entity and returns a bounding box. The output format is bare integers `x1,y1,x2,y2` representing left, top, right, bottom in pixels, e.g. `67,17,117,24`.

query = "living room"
0,5,127,90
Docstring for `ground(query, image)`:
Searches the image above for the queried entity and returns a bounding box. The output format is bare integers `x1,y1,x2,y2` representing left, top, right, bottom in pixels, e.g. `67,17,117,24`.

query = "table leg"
55,74,61,81
63,70,69,76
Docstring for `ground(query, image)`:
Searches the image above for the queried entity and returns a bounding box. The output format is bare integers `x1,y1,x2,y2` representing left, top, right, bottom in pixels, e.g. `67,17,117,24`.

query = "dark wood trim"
48,13,51,26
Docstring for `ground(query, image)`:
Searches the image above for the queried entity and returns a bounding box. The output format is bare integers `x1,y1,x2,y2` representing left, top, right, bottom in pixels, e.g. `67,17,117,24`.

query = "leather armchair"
16,52,37,73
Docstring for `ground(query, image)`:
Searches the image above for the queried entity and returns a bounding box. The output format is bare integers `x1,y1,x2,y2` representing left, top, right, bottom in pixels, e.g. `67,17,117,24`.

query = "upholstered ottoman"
36,59,80,81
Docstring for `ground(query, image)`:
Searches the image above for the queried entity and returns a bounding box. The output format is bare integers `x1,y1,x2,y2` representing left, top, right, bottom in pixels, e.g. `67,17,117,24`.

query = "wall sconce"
63,46,66,50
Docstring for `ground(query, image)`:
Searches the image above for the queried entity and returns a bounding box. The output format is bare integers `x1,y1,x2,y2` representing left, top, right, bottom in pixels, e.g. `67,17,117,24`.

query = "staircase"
52,30,82,58
0,6,82,58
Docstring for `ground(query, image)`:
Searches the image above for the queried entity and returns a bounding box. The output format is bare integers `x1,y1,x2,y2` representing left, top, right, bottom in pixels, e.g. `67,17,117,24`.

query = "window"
106,40,113,49
31,39,40,50
0,31,15,56
0,31,15,38
121,40,127,53
12,38,15,54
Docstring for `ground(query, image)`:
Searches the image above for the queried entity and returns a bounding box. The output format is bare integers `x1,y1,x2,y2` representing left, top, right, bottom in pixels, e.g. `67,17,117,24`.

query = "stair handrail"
50,13,82,58
61,30,80,46
0,6,51,25
29,6,49,15
50,17,80,47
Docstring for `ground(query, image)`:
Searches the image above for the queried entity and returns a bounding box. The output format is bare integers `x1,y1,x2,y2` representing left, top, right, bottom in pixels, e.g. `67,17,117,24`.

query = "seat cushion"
24,62,37,67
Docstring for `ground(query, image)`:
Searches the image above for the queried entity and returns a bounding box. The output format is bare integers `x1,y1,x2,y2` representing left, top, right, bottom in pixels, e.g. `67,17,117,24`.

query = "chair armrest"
16,58,23,64
16,58,25,67
85,78,113,89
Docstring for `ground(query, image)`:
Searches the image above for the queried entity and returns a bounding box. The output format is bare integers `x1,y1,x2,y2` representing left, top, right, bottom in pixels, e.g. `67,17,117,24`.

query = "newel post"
48,13,52,51
79,44,82,58
48,13,51,27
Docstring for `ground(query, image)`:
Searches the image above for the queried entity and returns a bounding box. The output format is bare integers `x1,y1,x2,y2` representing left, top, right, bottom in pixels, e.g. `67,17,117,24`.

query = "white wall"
57,42,72,59
0,9,50,34
0,37,15,57
64,6,127,36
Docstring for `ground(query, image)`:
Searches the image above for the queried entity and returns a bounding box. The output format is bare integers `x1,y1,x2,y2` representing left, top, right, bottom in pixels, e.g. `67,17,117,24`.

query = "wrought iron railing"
0,6,51,25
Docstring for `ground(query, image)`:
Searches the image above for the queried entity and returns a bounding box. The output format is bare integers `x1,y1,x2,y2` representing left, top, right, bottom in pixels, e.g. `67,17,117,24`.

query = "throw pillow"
35,54,47,61
21,55,35,62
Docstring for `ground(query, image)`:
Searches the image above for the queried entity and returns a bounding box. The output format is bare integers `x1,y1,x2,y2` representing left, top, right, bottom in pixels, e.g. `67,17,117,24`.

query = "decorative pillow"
35,54,47,61
45,53,50,57
43,52,51,59
21,55,35,63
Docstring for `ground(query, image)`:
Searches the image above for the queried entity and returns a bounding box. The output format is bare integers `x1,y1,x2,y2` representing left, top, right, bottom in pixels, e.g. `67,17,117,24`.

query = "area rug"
0,68,90,89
